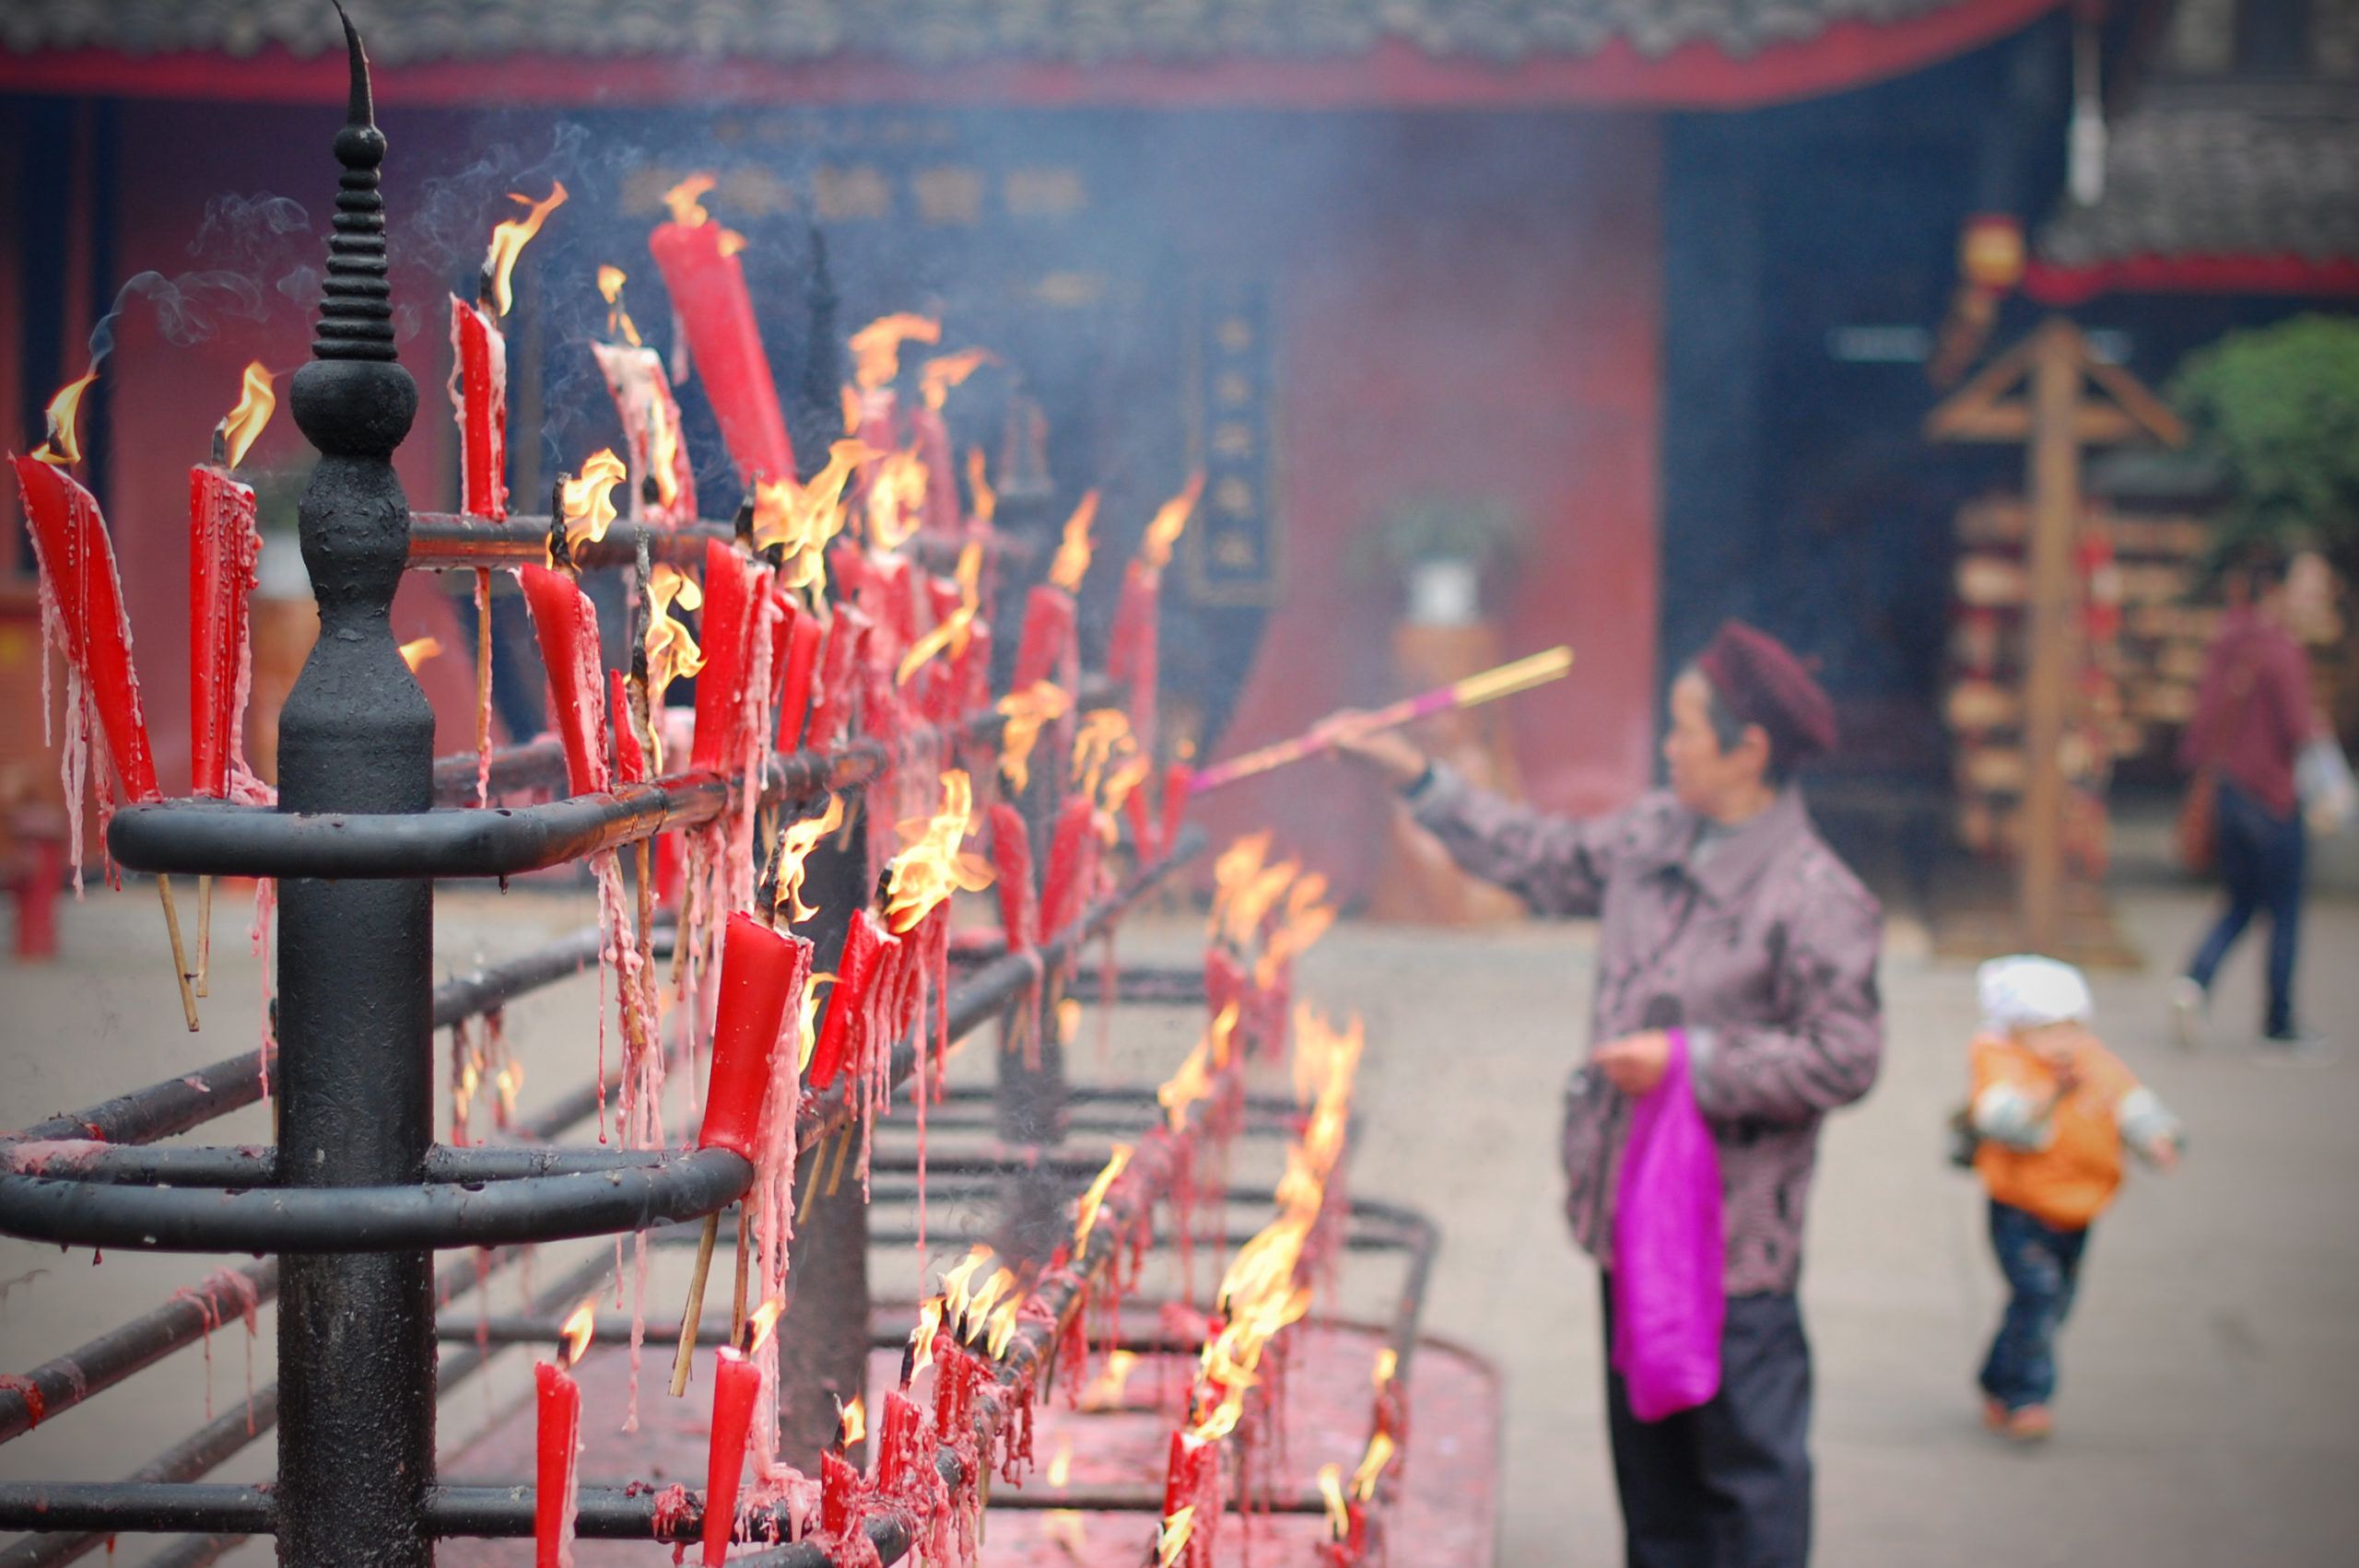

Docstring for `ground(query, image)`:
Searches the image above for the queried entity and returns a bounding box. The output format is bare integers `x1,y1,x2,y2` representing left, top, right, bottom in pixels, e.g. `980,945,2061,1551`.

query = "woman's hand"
1592,1030,1672,1096
1320,713,1429,790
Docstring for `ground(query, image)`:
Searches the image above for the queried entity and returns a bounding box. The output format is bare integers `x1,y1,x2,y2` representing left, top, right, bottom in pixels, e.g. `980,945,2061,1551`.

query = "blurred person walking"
2171,548,2332,1051
1331,621,1884,1568
1966,955,2182,1443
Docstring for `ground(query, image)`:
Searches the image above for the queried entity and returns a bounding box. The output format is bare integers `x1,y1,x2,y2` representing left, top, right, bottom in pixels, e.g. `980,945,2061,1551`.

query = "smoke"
187,193,311,259
87,269,269,368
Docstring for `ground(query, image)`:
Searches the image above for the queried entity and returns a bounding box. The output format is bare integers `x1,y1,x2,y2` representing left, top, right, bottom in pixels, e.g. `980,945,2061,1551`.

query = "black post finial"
311,4,395,365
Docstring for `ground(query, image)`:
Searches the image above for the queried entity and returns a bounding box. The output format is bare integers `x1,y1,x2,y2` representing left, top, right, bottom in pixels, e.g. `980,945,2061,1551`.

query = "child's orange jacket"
1969,1033,2164,1230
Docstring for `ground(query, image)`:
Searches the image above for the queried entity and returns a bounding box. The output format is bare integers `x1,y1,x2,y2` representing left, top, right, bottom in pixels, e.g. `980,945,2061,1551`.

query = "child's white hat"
1978,954,2094,1034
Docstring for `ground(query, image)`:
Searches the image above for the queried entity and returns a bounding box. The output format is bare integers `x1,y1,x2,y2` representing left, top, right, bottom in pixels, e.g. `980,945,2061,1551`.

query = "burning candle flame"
939,1244,992,1328
864,447,929,552
994,681,1073,795
1045,490,1099,593
1318,1466,1349,1539
1373,1347,1399,1388
1047,1433,1073,1489
918,347,995,412
217,362,276,469
910,1295,944,1374
966,448,995,526
836,1393,866,1446
1071,1142,1132,1257
559,449,628,550
771,794,847,924
850,312,941,392
558,1299,596,1366
984,1297,1021,1360
597,265,643,347
1139,472,1203,573
1351,1432,1395,1502
1156,1507,1196,1568
1077,1349,1137,1412
882,770,994,934
662,173,716,228
963,1267,1015,1338
484,182,568,317
1071,708,1140,809
32,370,98,468
1156,1008,1230,1133
398,637,443,673
752,439,871,588
895,542,984,686
748,1296,784,1352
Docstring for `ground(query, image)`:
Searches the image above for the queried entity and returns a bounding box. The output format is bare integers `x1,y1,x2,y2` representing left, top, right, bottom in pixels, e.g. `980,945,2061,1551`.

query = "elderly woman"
1333,621,1884,1568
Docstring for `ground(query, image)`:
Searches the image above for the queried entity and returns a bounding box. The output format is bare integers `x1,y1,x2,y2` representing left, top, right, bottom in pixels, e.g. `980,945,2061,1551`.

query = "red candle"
1010,583,1075,695
592,336,698,526
820,1447,863,1540
1039,795,1097,945
1125,783,1159,864
700,1346,761,1567
1159,762,1192,860
518,565,610,799
690,539,757,775
1106,560,1161,753
13,454,160,803
932,1341,978,1439
988,804,1035,951
808,907,887,1091
776,611,824,753
647,178,794,489
875,1387,928,1495
450,297,508,520
804,604,871,755
610,670,648,785
910,403,959,538
698,912,804,1160
1162,1430,1217,1568
535,1303,593,1568
188,464,260,799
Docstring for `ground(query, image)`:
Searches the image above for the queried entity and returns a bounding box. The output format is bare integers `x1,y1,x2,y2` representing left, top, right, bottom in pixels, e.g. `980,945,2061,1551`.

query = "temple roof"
2036,85,2359,270
0,0,2009,68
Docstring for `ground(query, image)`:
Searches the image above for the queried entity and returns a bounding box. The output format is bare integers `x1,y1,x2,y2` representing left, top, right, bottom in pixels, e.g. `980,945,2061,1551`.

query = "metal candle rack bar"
0,24,1432,1566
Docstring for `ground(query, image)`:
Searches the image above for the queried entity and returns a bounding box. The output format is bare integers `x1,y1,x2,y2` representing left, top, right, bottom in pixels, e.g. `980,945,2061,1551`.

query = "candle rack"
0,19,1434,1568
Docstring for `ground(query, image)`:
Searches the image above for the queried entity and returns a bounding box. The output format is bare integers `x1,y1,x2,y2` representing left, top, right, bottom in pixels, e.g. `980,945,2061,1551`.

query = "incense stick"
195,874,212,998
1188,645,1574,795
669,1211,720,1396
156,876,201,1032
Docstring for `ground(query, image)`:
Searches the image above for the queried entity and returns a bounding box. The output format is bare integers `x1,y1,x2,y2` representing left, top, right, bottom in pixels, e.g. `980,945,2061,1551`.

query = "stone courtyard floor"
1,872,2354,1568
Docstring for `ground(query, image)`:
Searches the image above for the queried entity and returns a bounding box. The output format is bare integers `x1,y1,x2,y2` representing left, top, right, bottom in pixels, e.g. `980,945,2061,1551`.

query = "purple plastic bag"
1611,1028,1725,1422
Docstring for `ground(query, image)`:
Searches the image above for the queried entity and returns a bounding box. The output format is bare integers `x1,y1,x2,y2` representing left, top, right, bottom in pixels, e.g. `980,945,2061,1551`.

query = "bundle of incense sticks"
1188,644,1574,795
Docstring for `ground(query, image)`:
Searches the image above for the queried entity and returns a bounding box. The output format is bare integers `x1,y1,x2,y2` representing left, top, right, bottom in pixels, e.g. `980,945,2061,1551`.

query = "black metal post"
777,808,871,1470
273,22,435,1568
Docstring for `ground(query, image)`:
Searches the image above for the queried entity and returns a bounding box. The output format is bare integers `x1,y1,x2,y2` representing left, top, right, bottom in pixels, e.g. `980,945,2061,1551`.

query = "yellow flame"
865,446,929,552
217,362,276,468
1255,874,1335,989
32,370,98,468
749,1296,784,1352
1071,1143,1131,1257
1207,833,1271,937
398,636,442,673
910,1295,944,1375
640,564,704,769
718,228,748,259
663,173,716,228
559,449,628,550
851,312,942,391
919,347,995,412
1156,1507,1196,1568
963,1267,1015,1337
772,794,846,924
985,1297,1021,1360
940,1245,992,1328
558,1299,596,1365
797,971,827,1073
484,181,568,318
1373,1347,1398,1387
1318,1466,1349,1539
597,265,643,347
1077,1349,1137,1412
1139,473,1203,573
896,543,983,686
995,681,1074,795
837,1393,866,1446
1070,708,1137,807
1352,1432,1395,1502
884,769,994,934
752,439,872,588
1156,1014,1226,1134
1047,1433,1074,1489
966,448,995,526
1045,490,1099,593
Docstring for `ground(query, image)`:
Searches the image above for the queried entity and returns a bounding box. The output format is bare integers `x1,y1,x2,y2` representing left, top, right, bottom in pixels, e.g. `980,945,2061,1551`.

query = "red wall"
1197,114,1663,899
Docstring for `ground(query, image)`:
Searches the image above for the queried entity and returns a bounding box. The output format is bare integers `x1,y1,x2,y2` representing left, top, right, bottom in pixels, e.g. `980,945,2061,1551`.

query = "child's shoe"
1981,1396,2008,1430
2002,1404,2054,1442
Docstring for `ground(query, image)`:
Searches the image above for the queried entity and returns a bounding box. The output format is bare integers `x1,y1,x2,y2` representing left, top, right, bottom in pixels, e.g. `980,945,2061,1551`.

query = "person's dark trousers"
1601,1276,1812,1568
1978,1199,2089,1411
2186,778,2306,1036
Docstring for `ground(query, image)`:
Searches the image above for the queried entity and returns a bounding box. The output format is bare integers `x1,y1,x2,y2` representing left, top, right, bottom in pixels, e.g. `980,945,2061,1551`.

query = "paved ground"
2,864,2355,1568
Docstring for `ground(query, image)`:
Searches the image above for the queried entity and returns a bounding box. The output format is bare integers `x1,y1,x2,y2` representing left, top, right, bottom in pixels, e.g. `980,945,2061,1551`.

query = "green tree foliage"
2171,314,2359,582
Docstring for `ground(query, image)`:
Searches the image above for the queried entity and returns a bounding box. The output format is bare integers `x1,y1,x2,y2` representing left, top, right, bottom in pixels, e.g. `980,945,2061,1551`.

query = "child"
1969,954,2183,1441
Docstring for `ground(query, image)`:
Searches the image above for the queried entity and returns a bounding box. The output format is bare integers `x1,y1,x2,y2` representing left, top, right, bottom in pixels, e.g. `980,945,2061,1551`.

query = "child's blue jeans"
1978,1199,2089,1411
